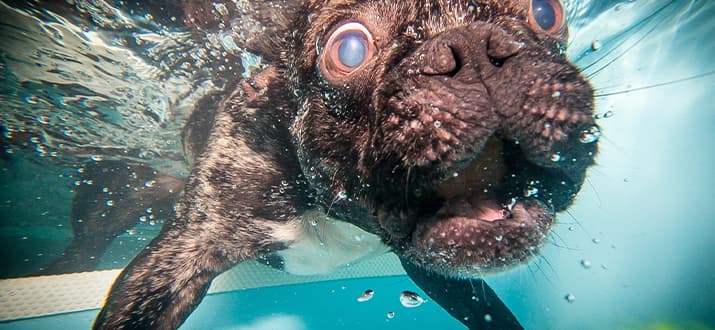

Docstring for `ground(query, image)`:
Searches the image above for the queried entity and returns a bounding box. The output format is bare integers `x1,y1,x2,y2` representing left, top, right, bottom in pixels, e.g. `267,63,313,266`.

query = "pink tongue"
434,137,509,222
474,199,507,222
442,198,507,222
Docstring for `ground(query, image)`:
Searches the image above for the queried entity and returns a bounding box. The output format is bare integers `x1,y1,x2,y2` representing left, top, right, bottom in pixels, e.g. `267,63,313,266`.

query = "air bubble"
357,289,374,302
580,259,592,269
35,115,50,125
399,291,425,308
524,187,539,197
591,40,602,51
35,145,47,156
90,155,104,161
579,126,601,144
550,153,562,162
25,95,40,104
564,293,576,303
433,121,442,128
386,311,395,319
484,314,493,322
106,200,114,206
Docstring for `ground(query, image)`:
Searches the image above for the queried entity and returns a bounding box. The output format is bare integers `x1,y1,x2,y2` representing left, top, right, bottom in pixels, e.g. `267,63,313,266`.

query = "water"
0,277,464,330
1,1,714,329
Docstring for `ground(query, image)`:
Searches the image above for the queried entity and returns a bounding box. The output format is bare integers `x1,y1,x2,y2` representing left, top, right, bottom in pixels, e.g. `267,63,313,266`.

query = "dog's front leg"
94,94,305,329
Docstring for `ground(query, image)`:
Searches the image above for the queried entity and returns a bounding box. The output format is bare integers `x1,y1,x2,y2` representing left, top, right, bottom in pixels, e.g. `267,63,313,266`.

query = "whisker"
565,209,591,238
320,215,328,243
326,193,341,216
579,1,676,76
325,169,343,216
525,263,538,283
584,24,661,79
585,177,602,208
595,70,715,97
468,278,487,302
549,239,581,251
405,164,412,207
597,134,626,156
529,250,553,285
469,269,489,302
538,254,558,279
549,230,580,251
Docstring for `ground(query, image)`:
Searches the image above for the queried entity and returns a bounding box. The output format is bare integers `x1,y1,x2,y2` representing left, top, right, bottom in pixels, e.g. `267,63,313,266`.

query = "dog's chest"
270,209,390,275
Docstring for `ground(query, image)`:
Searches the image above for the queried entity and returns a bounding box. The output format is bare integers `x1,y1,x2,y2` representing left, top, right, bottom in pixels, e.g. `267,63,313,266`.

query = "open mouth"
407,137,556,276
369,38,596,276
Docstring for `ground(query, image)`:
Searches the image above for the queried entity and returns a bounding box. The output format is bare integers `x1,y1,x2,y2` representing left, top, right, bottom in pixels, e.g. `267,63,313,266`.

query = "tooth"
504,197,517,211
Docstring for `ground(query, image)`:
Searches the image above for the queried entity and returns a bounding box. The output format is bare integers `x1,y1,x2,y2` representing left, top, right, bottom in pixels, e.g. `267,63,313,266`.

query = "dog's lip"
408,195,554,273
398,136,556,272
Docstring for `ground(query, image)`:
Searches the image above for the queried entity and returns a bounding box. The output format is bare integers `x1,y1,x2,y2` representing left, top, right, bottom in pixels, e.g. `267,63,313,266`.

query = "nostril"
444,46,462,77
488,56,504,68
422,42,462,76
486,29,523,68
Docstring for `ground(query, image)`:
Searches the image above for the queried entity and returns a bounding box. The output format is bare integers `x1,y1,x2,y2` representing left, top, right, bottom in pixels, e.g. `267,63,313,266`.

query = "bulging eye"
529,0,566,36
321,22,375,80
338,33,367,67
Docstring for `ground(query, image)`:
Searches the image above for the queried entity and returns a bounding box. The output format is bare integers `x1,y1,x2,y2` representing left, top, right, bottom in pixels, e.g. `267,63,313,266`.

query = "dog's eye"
529,0,565,36
338,33,367,67
321,22,375,79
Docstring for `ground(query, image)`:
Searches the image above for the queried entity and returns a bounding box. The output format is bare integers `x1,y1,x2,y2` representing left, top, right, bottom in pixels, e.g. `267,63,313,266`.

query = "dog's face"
282,0,598,277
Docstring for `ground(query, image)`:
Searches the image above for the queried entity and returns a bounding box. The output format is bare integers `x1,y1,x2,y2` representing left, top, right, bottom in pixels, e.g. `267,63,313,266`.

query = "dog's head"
238,0,598,277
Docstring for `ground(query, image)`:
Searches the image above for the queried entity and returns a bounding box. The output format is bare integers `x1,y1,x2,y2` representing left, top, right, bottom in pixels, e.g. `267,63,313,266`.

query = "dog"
90,0,598,329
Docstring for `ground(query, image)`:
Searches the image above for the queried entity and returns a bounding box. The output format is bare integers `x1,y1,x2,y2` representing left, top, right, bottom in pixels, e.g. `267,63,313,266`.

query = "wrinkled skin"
290,0,596,276
93,0,598,329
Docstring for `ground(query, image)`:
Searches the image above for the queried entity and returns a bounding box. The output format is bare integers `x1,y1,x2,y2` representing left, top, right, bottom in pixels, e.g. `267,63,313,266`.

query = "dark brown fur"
94,0,597,329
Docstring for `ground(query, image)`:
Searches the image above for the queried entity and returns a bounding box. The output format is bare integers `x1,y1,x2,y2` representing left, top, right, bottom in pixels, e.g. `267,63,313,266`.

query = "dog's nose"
420,25,523,76
421,41,459,76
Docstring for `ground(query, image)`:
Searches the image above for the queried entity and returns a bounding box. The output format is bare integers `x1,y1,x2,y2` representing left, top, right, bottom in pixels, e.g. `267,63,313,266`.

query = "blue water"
1,0,714,329
1,276,465,330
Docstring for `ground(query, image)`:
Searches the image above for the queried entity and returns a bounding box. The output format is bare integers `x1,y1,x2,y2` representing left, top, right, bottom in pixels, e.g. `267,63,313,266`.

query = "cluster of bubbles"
355,289,428,320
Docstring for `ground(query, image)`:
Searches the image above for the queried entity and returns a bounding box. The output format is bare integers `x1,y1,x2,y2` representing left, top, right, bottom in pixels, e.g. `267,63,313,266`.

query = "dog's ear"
182,0,306,61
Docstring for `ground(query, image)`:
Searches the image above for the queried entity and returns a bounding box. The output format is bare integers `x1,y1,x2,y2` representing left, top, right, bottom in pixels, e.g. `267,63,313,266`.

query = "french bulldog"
93,0,598,329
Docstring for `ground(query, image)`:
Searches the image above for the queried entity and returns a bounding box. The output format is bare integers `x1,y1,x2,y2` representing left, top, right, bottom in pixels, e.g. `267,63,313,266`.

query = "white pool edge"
0,253,405,321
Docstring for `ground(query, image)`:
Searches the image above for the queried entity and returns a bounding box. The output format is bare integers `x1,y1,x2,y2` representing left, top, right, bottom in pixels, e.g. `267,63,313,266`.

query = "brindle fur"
93,0,597,329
